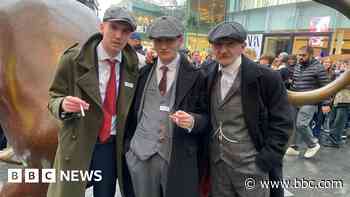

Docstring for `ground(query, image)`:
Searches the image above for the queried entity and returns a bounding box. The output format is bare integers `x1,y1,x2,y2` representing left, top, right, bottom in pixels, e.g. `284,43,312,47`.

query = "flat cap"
208,21,247,43
103,6,137,31
148,16,184,39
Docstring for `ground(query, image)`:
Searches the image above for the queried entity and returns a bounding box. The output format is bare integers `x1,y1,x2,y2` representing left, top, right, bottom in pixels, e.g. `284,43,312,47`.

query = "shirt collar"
156,53,180,71
97,42,122,63
219,55,242,75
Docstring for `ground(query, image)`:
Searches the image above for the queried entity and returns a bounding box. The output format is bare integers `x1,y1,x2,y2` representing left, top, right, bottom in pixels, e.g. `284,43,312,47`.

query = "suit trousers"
211,160,269,197
87,136,117,197
126,151,168,197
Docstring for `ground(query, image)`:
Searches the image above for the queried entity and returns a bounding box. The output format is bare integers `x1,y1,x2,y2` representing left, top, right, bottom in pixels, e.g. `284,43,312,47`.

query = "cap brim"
149,34,183,39
209,36,245,44
104,19,136,31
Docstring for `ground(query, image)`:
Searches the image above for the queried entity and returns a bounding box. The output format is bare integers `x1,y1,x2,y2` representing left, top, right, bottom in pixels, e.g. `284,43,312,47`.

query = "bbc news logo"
8,169,102,183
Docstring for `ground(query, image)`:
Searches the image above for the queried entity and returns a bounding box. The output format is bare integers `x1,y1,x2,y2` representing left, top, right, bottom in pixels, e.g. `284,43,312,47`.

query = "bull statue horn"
288,0,350,105
288,70,350,106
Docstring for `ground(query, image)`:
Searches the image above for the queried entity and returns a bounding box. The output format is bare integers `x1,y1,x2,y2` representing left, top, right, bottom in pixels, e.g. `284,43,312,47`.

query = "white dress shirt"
156,53,180,92
219,55,242,100
155,53,194,132
97,42,121,135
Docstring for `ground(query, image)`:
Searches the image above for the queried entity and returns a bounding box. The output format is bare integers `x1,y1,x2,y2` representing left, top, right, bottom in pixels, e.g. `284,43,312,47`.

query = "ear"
177,36,184,47
99,22,105,34
242,42,247,49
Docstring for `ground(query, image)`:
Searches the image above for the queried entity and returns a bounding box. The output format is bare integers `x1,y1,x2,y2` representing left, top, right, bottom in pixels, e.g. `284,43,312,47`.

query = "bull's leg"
0,147,22,165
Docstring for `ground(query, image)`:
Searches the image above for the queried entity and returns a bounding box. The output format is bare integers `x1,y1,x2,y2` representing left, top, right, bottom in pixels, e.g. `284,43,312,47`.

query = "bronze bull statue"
0,0,349,196
0,0,99,196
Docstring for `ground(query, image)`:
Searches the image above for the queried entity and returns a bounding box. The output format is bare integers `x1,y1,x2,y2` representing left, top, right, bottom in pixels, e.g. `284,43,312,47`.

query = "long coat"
207,56,293,197
47,33,139,197
123,54,209,197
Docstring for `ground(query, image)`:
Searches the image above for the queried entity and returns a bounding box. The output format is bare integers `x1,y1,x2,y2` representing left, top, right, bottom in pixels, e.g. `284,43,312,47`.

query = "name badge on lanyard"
160,106,170,112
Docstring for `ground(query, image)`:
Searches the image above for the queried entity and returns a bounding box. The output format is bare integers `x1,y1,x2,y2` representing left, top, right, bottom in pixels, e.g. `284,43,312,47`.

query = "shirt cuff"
186,115,195,133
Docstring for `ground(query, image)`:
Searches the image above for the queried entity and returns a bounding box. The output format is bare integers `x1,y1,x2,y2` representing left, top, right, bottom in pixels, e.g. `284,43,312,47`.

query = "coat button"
71,135,77,140
64,156,70,161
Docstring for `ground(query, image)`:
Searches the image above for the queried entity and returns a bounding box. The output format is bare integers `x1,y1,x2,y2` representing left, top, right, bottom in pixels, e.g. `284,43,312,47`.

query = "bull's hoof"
0,148,22,165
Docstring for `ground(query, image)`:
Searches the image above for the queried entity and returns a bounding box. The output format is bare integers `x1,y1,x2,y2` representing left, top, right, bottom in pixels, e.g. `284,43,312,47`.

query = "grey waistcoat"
210,70,264,175
130,66,177,162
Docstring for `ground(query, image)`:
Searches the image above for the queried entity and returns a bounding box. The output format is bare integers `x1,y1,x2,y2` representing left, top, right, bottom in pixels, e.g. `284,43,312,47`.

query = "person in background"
128,32,146,69
278,52,288,61
326,60,350,147
191,50,202,68
128,32,145,55
270,55,289,86
286,46,330,158
205,48,214,62
259,54,274,67
287,54,297,71
179,48,192,62
334,60,345,78
322,57,335,81
201,49,217,76
287,55,297,68
276,54,290,87
286,54,298,89
243,47,257,62
317,57,336,145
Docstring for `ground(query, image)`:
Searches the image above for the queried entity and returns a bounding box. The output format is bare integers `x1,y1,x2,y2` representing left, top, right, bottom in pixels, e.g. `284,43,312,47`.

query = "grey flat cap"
103,6,137,31
208,21,247,43
148,16,184,39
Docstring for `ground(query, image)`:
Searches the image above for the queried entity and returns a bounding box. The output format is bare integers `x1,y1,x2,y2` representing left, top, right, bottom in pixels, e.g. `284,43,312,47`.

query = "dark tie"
159,65,169,96
98,59,117,143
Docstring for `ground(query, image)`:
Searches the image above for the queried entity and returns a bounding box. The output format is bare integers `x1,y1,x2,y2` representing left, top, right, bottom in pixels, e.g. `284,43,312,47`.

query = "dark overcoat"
123,54,209,197
206,56,293,197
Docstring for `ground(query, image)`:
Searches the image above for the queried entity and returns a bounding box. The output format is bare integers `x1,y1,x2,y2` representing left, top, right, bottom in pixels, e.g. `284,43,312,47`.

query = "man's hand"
62,96,89,113
169,110,194,129
145,48,157,64
321,106,331,113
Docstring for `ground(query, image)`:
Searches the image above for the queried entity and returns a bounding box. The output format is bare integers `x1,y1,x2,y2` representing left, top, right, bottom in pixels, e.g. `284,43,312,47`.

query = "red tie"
99,59,117,143
159,65,169,96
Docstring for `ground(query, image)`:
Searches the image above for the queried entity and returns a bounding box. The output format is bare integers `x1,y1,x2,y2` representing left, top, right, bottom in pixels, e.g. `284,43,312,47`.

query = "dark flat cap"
208,21,247,43
148,16,184,39
103,6,137,31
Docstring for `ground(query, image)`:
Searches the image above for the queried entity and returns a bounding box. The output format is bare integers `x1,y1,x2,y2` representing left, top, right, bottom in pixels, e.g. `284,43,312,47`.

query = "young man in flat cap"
205,21,293,197
48,6,138,197
123,16,209,197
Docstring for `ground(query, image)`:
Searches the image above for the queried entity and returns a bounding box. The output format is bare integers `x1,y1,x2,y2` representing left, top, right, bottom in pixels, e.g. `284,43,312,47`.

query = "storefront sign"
246,34,263,58
309,16,330,32
309,36,327,47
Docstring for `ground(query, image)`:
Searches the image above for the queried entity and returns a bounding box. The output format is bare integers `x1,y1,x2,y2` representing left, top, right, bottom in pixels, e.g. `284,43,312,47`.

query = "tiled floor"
283,142,350,197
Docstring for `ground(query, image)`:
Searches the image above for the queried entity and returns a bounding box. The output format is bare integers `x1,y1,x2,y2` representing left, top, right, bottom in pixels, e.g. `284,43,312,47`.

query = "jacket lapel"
136,65,154,121
208,63,219,94
174,55,199,108
241,56,262,132
76,65,102,108
75,34,103,108
117,45,139,123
